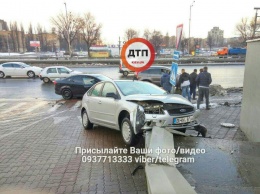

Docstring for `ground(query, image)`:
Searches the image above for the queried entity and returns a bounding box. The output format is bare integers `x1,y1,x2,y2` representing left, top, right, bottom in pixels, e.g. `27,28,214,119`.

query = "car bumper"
142,110,200,130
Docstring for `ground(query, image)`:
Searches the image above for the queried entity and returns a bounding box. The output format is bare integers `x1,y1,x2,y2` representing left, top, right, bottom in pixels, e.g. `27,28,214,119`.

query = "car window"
149,69,162,74
13,64,21,68
83,77,96,85
2,64,13,68
101,82,117,97
58,68,70,74
47,68,57,73
70,76,83,84
140,69,150,74
90,83,103,96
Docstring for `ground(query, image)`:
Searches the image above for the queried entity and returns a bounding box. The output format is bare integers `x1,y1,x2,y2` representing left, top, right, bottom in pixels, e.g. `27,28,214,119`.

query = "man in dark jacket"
189,69,197,100
196,66,212,110
160,70,172,93
179,69,191,101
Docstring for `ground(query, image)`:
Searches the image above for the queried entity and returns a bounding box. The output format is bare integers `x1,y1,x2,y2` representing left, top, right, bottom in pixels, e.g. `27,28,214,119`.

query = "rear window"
2,64,13,68
47,68,57,73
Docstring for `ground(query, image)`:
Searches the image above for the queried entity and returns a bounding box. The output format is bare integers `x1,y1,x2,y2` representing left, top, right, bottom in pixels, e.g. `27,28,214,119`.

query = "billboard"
30,41,40,47
89,51,110,58
176,24,183,50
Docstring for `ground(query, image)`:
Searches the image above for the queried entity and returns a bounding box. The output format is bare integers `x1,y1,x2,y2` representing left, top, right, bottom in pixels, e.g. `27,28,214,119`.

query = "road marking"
22,101,48,113
1,103,26,114
0,110,67,140
53,116,70,124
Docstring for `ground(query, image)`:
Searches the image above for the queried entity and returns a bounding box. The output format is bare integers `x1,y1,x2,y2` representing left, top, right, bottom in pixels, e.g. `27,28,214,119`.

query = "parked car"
39,66,82,83
0,62,42,78
137,66,171,86
118,60,134,76
54,74,112,100
81,80,200,146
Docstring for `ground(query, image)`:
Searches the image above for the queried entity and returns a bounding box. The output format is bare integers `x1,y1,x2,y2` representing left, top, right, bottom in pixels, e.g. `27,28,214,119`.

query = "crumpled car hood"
124,94,192,106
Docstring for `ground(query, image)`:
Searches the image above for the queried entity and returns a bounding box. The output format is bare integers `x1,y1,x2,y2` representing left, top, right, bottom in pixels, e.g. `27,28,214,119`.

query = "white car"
81,80,201,146
0,62,42,78
39,66,82,83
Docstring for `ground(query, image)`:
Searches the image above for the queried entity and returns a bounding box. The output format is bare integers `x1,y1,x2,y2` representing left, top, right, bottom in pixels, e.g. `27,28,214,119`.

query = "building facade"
208,27,224,47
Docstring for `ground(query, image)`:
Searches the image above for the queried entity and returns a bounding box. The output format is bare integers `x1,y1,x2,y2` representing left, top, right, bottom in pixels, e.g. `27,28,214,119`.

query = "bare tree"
124,28,138,41
163,32,170,48
80,12,102,58
149,30,163,54
143,29,151,40
236,17,260,46
20,23,26,52
51,12,82,56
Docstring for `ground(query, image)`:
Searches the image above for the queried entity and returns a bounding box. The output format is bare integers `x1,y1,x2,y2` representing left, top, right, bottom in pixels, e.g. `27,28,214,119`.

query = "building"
208,27,224,47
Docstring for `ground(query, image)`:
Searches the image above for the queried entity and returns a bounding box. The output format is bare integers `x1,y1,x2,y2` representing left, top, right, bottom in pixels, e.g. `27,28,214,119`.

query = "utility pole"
253,7,260,38
188,1,195,54
64,2,71,58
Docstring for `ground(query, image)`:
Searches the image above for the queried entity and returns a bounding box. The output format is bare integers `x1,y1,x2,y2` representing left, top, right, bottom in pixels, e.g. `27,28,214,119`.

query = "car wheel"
123,71,128,76
62,89,73,100
121,117,139,146
0,71,5,78
82,109,93,129
43,77,50,83
27,71,35,78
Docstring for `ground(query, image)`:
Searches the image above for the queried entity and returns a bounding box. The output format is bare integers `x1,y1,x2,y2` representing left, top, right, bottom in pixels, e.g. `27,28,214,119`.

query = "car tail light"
53,80,57,85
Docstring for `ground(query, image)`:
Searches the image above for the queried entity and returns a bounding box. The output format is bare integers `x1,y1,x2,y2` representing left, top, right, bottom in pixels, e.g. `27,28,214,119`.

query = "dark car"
54,74,111,99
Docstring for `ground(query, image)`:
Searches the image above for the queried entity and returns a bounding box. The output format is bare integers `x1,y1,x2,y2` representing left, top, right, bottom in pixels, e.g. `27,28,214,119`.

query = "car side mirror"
106,92,118,99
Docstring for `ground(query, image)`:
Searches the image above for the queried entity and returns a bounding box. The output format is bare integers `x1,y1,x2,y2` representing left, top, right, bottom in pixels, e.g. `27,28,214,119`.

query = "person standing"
190,69,197,100
160,70,172,93
179,69,191,101
196,66,212,110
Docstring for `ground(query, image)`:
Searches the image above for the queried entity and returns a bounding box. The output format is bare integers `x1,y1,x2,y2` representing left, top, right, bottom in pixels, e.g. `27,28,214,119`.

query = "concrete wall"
240,38,260,142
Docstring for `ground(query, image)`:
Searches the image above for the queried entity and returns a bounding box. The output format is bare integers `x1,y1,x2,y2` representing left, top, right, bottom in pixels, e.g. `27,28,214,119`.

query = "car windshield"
65,67,73,72
115,81,167,96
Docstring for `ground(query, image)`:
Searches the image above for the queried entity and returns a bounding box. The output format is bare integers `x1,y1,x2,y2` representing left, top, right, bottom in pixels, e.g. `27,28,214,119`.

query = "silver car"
81,80,200,146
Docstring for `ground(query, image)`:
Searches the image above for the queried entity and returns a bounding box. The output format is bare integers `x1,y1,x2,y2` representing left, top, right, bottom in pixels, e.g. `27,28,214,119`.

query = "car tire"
123,71,128,76
43,77,50,83
82,109,93,129
62,89,73,100
27,71,35,78
121,117,139,146
0,71,5,78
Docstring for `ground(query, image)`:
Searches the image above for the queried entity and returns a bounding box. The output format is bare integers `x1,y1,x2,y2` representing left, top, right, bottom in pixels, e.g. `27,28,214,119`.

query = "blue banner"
170,62,178,86
173,50,180,60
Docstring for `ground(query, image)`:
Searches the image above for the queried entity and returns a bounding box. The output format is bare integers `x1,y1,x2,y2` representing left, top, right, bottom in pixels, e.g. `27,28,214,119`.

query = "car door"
87,83,104,123
57,67,70,78
98,82,119,127
68,75,85,96
1,63,14,76
12,63,26,76
149,68,163,85
46,68,59,80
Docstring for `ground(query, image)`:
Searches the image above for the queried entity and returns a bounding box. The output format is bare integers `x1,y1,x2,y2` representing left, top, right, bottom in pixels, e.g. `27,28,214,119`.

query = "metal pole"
118,36,121,56
188,1,195,55
64,2,71,58
6,33,10,56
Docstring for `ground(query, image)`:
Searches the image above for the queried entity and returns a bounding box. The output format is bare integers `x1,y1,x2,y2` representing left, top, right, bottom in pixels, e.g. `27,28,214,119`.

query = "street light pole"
64,2,71,58
188,1,195,54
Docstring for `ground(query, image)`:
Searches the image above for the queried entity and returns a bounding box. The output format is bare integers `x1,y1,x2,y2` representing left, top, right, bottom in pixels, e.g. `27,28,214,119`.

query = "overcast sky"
0,0,259,44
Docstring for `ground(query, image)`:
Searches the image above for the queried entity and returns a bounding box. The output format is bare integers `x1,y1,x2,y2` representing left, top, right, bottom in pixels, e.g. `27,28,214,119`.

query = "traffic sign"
121,38,155,72
173,50,180,60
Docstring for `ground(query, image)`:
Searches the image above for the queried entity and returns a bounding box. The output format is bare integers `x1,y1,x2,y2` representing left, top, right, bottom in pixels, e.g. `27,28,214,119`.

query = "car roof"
1,62,27,65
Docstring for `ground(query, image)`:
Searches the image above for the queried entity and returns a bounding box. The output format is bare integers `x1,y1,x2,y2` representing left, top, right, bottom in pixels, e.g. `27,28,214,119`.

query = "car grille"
164,103,194,116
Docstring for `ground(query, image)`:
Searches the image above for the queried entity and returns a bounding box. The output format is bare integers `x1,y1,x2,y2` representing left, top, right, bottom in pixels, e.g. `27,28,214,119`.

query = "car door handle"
98,101,102,104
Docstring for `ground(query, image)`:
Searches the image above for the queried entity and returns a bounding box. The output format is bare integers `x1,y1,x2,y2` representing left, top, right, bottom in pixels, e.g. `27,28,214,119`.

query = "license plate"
173,116,193,124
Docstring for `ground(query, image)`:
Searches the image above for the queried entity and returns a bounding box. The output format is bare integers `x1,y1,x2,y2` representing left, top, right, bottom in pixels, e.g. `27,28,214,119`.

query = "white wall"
240,38,260,142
